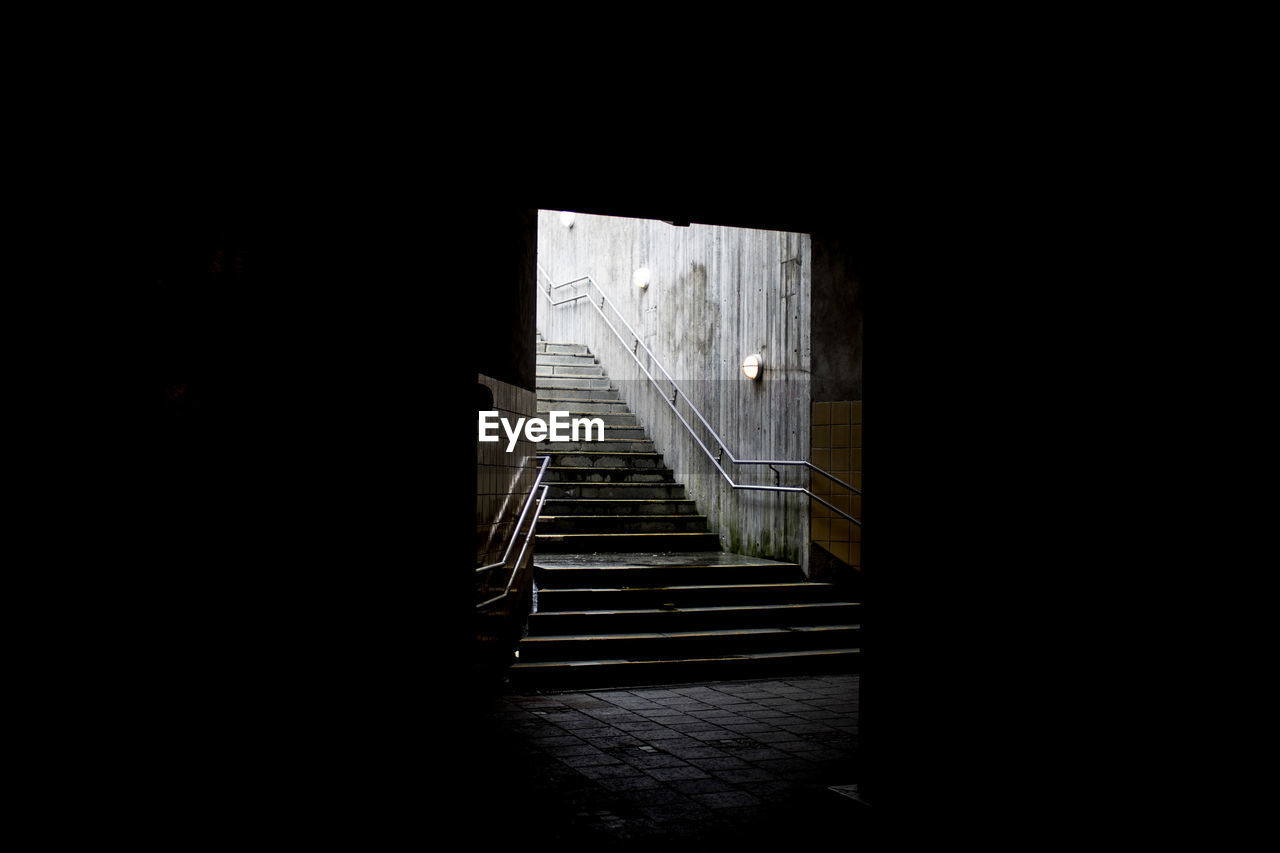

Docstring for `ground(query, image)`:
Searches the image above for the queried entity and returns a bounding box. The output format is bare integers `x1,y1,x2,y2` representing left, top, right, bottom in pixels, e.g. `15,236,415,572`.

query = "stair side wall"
475,373,539,670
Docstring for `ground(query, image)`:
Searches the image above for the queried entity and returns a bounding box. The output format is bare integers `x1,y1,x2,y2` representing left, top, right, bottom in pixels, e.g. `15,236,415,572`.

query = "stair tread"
534,552,799,569
547,466,670,470
535,581,835,593
541,480,686,485
510,648,861,669
547,481,696,494
545,468,675,473
542,498,691,503
522,625,860,642
530,602,859,617
541,514,705,520
540,448,660,455
537,532,715,539
542,499,701,504
545,469,672,477
539,447,656,452
535,560,791,572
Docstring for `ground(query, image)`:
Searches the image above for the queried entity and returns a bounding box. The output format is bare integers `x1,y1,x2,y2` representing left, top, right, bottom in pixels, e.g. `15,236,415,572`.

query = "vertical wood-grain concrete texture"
537,211,813,575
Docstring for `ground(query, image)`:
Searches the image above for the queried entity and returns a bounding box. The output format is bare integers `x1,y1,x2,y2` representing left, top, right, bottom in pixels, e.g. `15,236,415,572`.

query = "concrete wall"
474,207,539,392
810,232,864,401
537,211,813,573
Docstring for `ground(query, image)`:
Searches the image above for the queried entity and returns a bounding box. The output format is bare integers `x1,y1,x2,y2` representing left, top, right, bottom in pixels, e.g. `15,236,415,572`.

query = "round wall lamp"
633,267,650,290
559,211,575,229
742,353,763,380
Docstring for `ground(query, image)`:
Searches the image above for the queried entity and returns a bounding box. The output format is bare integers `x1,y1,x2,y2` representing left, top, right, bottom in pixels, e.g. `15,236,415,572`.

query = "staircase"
508,338,861,689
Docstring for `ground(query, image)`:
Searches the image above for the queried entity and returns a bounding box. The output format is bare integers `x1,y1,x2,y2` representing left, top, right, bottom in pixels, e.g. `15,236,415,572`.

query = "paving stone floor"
466,675,865,847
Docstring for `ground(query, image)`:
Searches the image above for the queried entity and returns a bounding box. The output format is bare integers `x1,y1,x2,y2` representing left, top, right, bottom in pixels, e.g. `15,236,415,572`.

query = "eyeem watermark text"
479,411,605,452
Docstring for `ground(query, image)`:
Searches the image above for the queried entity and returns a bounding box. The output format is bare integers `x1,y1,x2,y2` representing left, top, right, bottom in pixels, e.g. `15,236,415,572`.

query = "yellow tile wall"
811,400,862,567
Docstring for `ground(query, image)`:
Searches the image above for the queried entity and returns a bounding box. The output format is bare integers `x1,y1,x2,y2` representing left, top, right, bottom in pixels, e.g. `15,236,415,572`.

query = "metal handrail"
537,265,861,527
476,455,551,610
478,462,541,559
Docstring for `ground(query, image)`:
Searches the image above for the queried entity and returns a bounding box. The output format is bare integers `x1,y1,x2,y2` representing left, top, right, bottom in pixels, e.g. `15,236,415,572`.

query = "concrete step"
543,482,688,500
507,647,860,689
533,558,805,588
537,409,637,422
542,452,664,469
538,396,630,411
541,498,696,516
537,376,613,391
535,385,620,401
535,376,614,394
527,601,861,635
578,423,645,437
537,353,600,367
537,514,710,535
516,624,861,663
534,531,720,552
536,364,606,377
537,439,655,453
544,466,674,484
536,342,590,355
539,424,646,440
534,581,839,610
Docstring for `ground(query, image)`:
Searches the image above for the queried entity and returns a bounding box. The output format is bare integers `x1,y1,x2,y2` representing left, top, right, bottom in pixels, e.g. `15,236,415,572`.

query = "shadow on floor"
451,675,872,848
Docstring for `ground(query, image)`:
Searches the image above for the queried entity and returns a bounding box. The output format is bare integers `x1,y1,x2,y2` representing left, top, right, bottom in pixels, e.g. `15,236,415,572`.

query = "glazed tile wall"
477,374,538,568
810,400,862,568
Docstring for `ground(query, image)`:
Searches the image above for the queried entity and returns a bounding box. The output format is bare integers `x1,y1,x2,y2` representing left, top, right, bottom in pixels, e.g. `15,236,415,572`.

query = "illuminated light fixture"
742,353,763,380
559,211,575,228
633,267,650,290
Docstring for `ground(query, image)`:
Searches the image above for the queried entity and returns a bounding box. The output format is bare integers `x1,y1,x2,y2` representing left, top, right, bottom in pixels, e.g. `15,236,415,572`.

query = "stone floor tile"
667,777,739,795
644,765,711,781
492,676,860,844
688,790,762,810
597,774,666,792
575,762,650,781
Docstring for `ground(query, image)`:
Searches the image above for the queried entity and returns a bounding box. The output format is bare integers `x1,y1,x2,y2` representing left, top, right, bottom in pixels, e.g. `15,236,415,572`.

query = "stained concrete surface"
456,675,867,848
